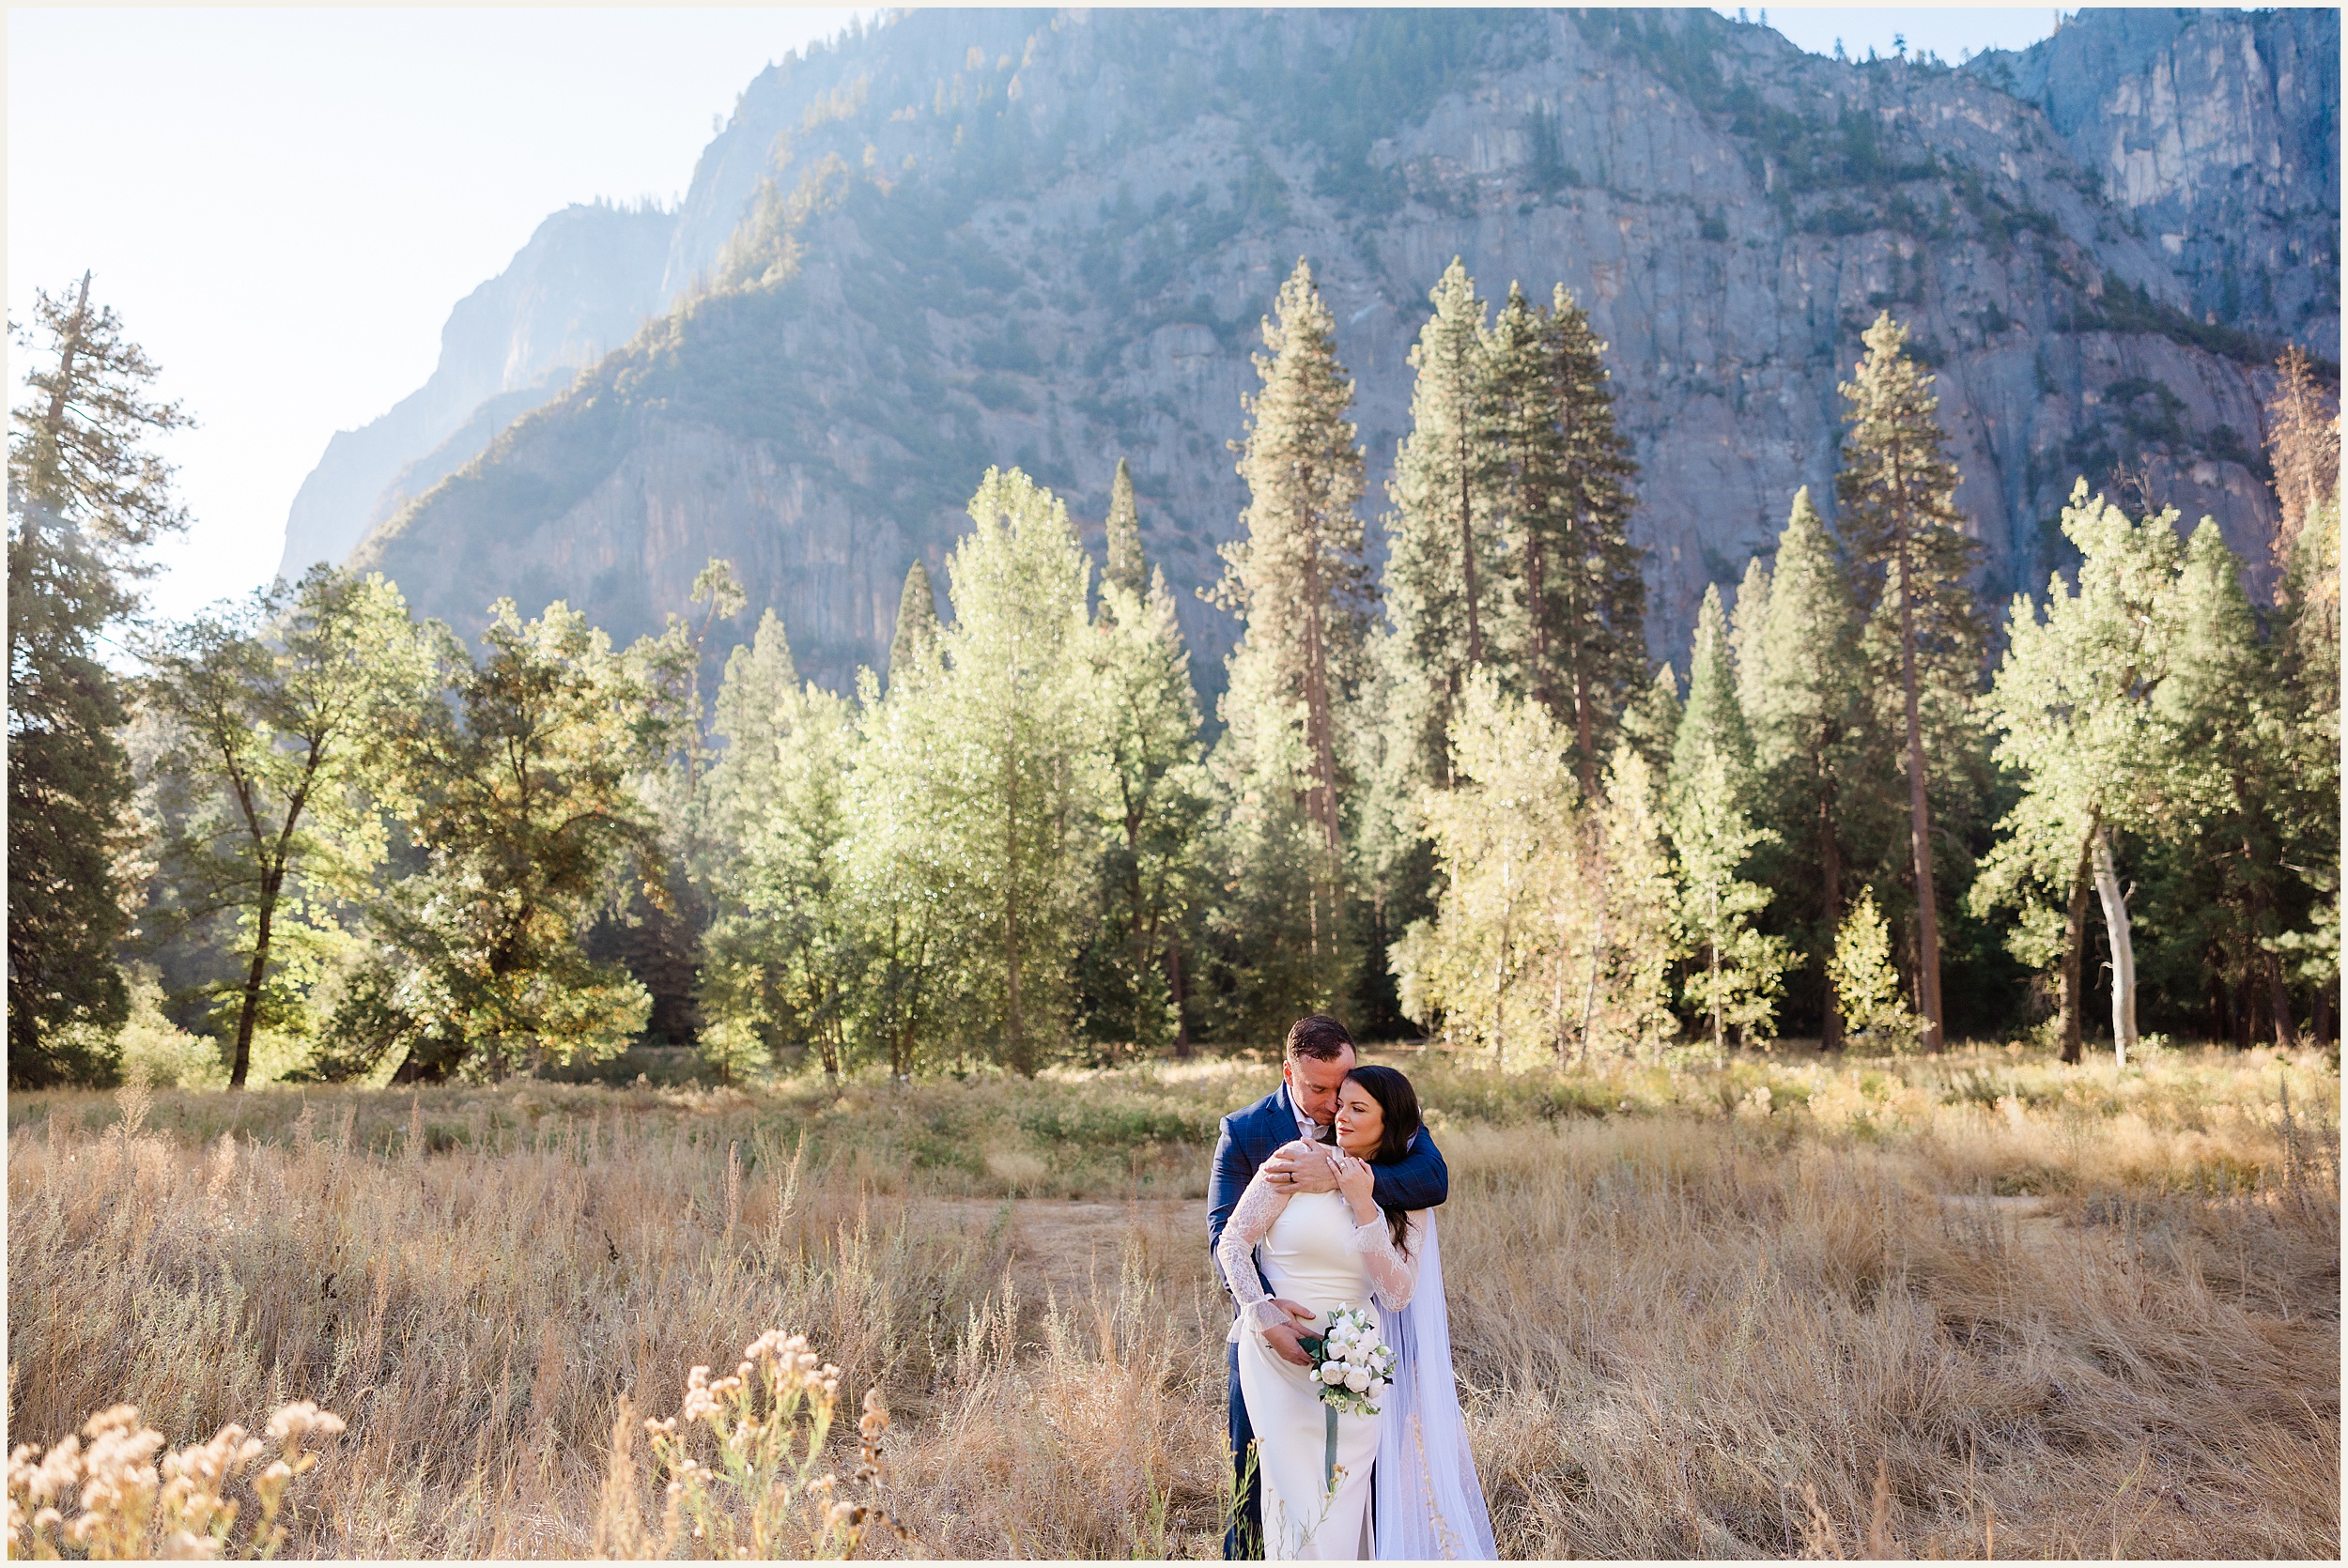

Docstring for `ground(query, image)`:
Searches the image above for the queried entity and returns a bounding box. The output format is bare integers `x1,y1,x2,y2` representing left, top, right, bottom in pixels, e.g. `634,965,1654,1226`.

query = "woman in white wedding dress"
1216,1066,1496,1560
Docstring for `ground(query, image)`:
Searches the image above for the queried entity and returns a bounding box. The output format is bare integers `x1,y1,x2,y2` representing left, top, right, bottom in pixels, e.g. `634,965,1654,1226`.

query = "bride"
1215,1064,1496,1560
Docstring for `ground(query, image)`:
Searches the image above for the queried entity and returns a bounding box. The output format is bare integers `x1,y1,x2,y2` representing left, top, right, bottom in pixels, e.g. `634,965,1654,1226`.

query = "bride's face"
1333,1081,1384,1156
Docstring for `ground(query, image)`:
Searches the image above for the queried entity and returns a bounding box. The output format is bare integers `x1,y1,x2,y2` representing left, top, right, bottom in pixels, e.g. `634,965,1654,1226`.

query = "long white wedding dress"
1219,1169,1496,1560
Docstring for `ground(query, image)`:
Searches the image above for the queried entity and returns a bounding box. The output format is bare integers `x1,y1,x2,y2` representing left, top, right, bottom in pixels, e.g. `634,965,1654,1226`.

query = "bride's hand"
1333,1151,1376,1220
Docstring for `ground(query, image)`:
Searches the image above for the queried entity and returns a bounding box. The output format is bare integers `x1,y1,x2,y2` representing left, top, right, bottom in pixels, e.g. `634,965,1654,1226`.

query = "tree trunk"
1002,731,1024,1072
1459,435,1483,668
228,875,281,1090
1893,534,1945,1052
1167,936,1191,1058
1818,777,1845,1052
1571,667,1598,799
2089,827,2136,1068
2059,835,2093,1064
1709,885,1725,1063
1578,898,1605,1068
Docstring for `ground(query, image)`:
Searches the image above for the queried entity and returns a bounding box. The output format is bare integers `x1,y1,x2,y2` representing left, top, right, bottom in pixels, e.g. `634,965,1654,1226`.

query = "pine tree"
143,567,427,1088
1104,456,1146,599
1669,587,1753,799
1212,258,1372,998
1665,587,1784,1053
1729,556,1770,720
1384,259,1498,786
1619,661,1682,780
869,469,1104,1073
1526,284,1645,792
1836,311,1982,1053
2155,520,2312,1050
1744,488,1864,1048
8,273,192,1085
1089,523,1213,1057
888,559,941,692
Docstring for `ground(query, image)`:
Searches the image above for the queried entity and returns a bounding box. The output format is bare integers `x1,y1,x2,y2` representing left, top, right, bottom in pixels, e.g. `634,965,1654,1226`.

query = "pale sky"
8,7,870,623
12,6,2078,627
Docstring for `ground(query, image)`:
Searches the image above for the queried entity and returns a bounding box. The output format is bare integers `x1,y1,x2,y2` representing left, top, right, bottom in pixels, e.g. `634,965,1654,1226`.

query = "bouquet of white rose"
1300,1303,1394,1416
1296,1303,1395,1490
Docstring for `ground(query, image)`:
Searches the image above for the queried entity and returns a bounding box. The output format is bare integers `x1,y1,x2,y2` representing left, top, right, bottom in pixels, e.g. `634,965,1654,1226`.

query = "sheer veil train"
1371,1215,1496,1559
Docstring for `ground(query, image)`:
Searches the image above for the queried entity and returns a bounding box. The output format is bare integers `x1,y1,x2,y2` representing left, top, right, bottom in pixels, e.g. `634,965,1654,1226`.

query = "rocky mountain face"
276,200,675,580
315,7,2338,697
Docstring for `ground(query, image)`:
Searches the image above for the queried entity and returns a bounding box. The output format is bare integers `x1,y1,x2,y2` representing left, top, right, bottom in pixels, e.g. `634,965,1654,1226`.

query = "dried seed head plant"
5,1400,343,1560
593,1329,913,1560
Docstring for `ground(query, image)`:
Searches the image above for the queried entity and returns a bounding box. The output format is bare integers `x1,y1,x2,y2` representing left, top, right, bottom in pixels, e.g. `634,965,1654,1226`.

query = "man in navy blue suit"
1207,1015,1448,1559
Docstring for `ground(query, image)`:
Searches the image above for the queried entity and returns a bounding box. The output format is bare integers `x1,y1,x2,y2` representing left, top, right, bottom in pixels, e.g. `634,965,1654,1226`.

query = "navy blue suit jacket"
1206,1081,1449,1302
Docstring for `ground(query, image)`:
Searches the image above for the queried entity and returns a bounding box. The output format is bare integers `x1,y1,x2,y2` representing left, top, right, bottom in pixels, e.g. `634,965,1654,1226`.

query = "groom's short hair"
1284,1015,1355,1062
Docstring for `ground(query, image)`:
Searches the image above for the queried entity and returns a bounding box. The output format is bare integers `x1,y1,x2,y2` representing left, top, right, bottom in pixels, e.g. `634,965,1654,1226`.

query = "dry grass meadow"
7,1042,2339,1559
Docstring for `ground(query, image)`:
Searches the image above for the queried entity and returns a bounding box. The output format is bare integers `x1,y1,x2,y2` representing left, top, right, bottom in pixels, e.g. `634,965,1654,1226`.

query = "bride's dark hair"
1342,1064,1422,1253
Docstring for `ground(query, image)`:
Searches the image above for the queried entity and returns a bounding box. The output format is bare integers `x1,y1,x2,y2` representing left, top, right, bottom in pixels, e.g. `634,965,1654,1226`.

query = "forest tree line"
8,260,2340,1087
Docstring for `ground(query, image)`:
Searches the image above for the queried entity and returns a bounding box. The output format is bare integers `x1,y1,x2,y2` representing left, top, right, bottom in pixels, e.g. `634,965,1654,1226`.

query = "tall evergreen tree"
8,273,192,1085
1089,521,1213,1057
888,559,941,692
1384,259,1498,786
1744,488,1864,1048
2154,521,2312,1050
1520,284,1645,792
869,469,1104,1073
1667,587,1784,1053
1836,311,1982,1053
1212,258,1372,997
1104,456,1146,599
1619,661,1682,780
1669,587,1753,799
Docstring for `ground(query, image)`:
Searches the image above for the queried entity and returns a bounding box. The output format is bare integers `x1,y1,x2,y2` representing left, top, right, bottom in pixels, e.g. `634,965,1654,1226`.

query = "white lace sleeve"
1349,1208,1425,1311
1216,1169,1295,1335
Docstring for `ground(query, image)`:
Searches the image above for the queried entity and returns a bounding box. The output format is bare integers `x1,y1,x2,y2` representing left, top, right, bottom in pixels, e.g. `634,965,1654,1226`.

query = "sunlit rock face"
307,8,2336,694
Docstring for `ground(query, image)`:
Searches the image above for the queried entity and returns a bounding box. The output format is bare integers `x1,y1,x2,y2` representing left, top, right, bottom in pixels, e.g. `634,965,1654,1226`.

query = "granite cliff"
301,8,2338,694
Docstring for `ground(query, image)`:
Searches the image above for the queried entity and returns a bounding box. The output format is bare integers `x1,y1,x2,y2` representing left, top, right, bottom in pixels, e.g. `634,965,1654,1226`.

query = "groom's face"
1284,1048,1356,1128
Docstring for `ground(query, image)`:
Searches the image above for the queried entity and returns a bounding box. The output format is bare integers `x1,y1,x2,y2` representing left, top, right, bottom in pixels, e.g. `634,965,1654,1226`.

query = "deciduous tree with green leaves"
341,600,661,1081
142,567,428,1087
1976,484,2184,1068
1089,485,1213,1056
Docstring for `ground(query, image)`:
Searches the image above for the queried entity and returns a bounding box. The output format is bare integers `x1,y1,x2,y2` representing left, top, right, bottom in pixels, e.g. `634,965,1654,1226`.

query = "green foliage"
334,601,661,1081
1209,259,1373,1016
1828,888,1921,1047
1383,258,1499,789
142,567,428,1087
861,468,1105,1073
8,275,192,1084
1665,608,1788,1053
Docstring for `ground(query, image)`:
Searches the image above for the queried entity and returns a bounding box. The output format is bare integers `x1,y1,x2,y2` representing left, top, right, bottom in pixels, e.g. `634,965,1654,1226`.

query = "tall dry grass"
7,1044,2337,1558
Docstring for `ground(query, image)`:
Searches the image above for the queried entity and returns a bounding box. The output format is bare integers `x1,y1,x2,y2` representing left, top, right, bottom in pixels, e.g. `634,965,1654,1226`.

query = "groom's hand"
1266,1140,1340,1194
1262,1299,1315,1367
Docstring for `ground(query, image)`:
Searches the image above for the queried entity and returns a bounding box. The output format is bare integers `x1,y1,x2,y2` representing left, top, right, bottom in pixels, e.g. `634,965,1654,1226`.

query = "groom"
1207,1015,1448,1559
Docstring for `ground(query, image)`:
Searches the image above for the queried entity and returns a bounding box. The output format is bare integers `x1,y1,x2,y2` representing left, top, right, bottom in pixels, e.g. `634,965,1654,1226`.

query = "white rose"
1345,1368,1370,1392
1368,1377,1387,1399
1320,1362,1346,1385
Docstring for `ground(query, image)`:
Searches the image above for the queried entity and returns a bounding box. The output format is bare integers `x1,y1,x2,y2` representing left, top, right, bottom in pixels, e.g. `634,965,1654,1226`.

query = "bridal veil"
1371,1215,1497,1560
